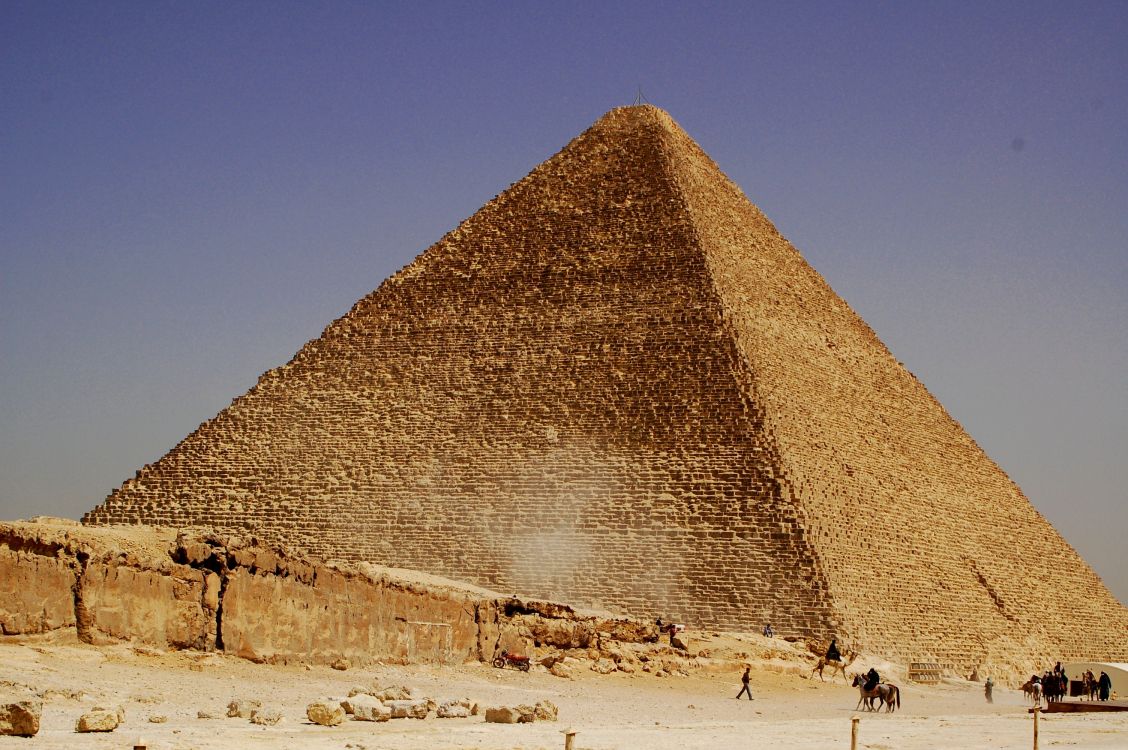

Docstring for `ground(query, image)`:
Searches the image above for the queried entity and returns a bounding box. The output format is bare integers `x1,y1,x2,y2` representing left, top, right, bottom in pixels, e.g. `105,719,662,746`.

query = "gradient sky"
2,2,1125,604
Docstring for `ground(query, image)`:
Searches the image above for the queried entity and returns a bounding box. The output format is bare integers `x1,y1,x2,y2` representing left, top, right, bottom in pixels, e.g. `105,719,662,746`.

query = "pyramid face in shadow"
85,106,1127,669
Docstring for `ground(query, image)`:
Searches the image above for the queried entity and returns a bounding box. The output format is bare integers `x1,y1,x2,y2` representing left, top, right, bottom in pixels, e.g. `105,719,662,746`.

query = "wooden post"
562,728,577,750
851,715,859,750
1032,705,1039,750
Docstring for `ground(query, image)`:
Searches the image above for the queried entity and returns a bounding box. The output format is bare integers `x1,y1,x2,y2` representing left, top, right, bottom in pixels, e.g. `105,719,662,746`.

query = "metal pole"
851,715,859,750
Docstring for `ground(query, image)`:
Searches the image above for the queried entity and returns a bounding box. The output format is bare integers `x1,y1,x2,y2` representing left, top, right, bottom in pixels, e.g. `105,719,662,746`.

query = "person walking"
735,665,753,700
984,676,994,703
1098,671,1112,701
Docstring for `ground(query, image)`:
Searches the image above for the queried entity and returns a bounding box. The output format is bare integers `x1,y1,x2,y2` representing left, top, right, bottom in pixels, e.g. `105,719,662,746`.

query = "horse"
851,673,901,713
1083,671,1099,701
1045,673,1065,703
1021,678,1043,705
810,649,857,683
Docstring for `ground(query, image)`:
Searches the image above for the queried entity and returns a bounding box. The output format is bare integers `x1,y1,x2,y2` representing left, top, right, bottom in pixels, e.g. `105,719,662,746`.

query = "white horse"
1022,678,1043,705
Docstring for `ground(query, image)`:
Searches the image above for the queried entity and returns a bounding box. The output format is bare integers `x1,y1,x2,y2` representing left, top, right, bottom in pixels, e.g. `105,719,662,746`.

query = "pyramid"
86,106,1127,670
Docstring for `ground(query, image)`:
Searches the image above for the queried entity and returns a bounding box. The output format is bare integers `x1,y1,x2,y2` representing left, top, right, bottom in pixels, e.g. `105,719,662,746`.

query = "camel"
810,649,857,682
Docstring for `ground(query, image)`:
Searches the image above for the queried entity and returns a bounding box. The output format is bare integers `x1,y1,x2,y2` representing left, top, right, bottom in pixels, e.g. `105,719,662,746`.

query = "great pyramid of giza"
85,105,1127,671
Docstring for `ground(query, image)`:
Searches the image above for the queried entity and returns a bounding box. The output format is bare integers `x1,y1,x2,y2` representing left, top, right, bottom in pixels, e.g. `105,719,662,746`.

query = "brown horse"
810,650,858,683
851,673,901,713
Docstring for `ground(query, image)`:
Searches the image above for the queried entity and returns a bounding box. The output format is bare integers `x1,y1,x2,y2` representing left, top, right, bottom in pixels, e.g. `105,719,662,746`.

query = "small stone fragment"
148,715,168,724
534,700,558,721
227,699,262,718
330,658,351,671
436,700,470,719
250,708,283,726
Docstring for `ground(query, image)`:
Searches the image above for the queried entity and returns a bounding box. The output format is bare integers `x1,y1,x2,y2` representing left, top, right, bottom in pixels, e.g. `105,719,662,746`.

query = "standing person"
735,665,753,700
1098,671,1112,701
984,676,994,703
762,623,774,638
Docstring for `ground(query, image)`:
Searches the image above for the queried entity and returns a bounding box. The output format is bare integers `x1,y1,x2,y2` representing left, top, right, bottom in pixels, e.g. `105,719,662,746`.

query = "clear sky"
2,2,1125,604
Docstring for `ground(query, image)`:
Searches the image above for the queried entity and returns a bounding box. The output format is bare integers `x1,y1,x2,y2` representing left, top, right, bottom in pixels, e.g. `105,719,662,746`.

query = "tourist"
762,623,774,638
984,676,994,703
735,665,753,700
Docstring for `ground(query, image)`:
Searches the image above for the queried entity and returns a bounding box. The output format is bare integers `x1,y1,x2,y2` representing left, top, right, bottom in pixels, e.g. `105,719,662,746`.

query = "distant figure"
762,623,774,638
864,667,880,692
1099,671,1112,701
826,639,841,663
735,665,753,700
984,676,994,703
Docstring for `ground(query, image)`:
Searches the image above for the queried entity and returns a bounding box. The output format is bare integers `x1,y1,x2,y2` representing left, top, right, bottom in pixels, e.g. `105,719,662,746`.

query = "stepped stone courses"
83,106,1128,670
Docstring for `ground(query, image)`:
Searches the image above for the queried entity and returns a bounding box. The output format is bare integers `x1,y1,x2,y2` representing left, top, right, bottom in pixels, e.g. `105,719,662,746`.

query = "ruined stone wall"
0,521,496,664
659,109,1128,669
84,108,837,637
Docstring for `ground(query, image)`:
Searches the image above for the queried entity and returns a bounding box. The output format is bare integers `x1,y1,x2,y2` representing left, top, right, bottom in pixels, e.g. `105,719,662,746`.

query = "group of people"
1029,662,1114,702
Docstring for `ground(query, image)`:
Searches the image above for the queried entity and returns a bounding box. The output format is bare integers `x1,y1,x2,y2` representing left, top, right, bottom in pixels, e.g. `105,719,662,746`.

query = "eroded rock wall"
0,520,653,666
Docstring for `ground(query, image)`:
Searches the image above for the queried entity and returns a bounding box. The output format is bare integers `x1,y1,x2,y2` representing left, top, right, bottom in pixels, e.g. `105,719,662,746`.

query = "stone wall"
81,106,1128,670
0,520,652,666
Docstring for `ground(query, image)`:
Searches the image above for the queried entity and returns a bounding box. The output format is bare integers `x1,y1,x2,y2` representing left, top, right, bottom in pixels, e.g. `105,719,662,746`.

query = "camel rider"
826,639,841,663
864,667,880,692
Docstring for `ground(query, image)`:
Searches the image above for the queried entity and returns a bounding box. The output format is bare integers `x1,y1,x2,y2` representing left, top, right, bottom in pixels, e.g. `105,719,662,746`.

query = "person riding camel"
864,667,880,692
826,639,841,663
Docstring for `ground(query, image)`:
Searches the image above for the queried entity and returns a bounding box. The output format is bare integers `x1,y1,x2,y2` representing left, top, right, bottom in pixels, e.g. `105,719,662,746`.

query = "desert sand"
3,631,1125,749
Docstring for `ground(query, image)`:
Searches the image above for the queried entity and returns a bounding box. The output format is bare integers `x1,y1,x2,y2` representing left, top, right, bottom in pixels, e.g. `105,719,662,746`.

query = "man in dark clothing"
864,667,880,692
1099,671,1112,701
826,639,841,663
735,666,753,700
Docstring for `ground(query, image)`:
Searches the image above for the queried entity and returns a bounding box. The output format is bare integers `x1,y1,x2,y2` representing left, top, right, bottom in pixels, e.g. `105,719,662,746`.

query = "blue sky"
2,1,1125,604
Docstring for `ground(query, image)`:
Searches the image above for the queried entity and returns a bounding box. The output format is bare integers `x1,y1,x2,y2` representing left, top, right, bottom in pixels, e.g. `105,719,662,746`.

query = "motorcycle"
492,649,531,672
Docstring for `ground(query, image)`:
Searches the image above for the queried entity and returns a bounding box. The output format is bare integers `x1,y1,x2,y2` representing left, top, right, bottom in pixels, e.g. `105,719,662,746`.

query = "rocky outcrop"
0,520,656,667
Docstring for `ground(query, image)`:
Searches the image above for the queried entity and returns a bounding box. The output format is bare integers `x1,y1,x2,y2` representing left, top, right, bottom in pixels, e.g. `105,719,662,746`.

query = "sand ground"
2,634,1125,749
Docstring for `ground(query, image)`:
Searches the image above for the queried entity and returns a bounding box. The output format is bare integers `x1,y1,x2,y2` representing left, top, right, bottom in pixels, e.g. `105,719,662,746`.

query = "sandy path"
2,638,1125,749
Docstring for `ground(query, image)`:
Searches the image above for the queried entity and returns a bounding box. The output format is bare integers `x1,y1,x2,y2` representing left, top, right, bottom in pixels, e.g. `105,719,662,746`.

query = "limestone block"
436,701,470,719
79,561,210,649
349,695,390,722
75,709,119,732
306,701,345,726
484,706,521,724
0,545,75,635
384,699,428,719
0,701,41,737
